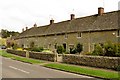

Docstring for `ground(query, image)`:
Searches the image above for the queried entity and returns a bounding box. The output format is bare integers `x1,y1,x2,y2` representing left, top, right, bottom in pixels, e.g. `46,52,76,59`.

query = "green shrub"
12,44,18,50
92,42,120,57
57,45,64,54
115,44,120,57
92,44,104,56
70,48,77,54
104,42,116,57
76,43,83,54
30,47,44,52
114,65,120,71
64,51,69,54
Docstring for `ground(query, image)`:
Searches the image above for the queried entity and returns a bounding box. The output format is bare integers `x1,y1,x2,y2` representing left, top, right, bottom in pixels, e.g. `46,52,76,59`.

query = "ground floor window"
63,43,66,51
54,43,57,49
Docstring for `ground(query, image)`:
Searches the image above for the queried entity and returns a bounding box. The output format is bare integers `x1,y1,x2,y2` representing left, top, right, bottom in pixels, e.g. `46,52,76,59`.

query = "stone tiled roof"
18,10,120,38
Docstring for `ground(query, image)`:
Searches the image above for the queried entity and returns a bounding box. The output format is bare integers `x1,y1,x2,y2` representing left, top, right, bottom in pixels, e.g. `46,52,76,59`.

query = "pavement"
0,56,100,79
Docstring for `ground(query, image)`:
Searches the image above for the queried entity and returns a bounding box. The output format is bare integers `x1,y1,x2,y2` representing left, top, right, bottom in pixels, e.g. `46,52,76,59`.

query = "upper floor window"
54,34,57,39
77,32,82,38
117,30,120,37
65,33,68,39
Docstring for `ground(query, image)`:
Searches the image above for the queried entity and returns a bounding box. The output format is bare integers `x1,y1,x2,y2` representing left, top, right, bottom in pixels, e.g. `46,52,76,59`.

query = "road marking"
9,66,30,74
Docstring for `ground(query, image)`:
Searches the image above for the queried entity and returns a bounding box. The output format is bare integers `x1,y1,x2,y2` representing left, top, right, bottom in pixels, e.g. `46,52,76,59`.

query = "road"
0,56,100,79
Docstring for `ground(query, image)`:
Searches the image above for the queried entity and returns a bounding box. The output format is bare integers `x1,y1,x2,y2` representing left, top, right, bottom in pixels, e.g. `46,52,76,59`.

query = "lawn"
0,50,44,64
44,63,120,79
0,50,119,79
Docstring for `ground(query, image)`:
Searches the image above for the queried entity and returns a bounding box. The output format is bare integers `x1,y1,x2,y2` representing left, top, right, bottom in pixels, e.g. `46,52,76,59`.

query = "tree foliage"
57,45,65,54
1,29,19,38
76,43,83,54
92,42,120,57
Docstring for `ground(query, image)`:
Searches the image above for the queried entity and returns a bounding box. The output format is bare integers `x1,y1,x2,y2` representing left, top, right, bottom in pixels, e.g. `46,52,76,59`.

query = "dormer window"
77,32,82,38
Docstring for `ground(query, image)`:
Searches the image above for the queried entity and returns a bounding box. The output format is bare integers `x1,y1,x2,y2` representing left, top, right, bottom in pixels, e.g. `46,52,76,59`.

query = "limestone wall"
7,49,26,57
63,54,120,69
29,51,56,62
6,49,56,62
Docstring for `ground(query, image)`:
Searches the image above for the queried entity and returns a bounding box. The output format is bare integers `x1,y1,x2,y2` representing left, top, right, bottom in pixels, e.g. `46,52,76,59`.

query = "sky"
0,0,120,32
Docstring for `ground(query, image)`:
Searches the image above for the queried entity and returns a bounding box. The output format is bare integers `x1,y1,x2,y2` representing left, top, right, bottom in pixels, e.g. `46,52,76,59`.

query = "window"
54,43,57,49
117,30,120,37
77,32,82,38
63,43,66,51
54,34,57,39
65,33,68,39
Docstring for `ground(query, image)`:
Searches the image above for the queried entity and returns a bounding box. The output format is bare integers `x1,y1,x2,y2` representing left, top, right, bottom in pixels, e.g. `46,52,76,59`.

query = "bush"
70,48,77,54
92,44,104,56
57,45,64,54
69,43,83,54
115,44,120,57
76,43,83,54
92,42,120,57
114,65,120,71
30,47,44,52
104,42,116,57
64,51,69,54
12,44,18,50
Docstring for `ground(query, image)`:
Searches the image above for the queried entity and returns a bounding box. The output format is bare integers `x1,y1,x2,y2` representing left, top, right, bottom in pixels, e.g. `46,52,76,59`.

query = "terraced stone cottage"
14,7,120,53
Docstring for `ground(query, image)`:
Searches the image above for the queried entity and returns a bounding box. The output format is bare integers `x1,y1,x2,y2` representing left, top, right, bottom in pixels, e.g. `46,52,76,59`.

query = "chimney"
70,14,75,20
50,19,54,25
26,27,28,30
22,28,24,32
98,7,104,16
33,23,37,27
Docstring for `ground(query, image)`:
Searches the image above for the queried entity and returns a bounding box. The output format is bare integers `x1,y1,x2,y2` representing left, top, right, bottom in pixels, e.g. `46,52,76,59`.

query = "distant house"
15,7,120,53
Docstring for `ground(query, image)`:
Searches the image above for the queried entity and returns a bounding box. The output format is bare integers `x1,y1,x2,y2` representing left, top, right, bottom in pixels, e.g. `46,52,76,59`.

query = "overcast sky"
0,0,120,32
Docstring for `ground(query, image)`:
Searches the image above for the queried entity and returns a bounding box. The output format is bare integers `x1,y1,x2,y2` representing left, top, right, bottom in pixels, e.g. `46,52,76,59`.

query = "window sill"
77,37,82,39
116,36,120,37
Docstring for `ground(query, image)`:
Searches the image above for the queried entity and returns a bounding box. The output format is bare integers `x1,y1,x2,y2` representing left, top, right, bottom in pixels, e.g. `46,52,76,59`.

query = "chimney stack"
98,7,104,16
70,14,75,20
50,19,54,25
33,23,37,27
22,28,24,32
26,27,28,30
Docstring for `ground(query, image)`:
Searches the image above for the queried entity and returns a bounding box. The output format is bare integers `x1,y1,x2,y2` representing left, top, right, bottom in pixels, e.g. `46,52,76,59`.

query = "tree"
57,45,64,54
76,43,83,54
92,44,104,56
1,29,19,38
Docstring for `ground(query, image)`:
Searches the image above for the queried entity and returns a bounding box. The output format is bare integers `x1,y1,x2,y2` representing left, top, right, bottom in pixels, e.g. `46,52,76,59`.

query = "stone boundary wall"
63,54,120,69
29,52,56,62
7,49,26,57
6,49,56,62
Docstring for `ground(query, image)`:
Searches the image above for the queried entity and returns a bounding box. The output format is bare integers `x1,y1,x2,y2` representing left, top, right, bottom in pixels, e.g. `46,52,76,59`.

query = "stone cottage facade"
15,7,120,53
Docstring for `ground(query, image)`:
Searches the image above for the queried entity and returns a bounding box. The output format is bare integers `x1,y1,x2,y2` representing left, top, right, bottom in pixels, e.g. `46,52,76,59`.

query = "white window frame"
117,30,120,37
65,33,68,39
77,32,82,38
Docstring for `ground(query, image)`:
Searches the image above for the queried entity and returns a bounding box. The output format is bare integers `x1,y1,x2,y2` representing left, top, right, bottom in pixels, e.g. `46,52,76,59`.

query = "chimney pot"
70,14,75,20
26,27,28,30
50,19,54,25
22,28,24,32
34,23,37,27
98,7,104,16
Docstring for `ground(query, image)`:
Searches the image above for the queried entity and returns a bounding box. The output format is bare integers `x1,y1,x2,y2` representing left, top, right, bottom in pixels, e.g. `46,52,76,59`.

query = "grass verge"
0,50,44,64
44,63,119,79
